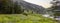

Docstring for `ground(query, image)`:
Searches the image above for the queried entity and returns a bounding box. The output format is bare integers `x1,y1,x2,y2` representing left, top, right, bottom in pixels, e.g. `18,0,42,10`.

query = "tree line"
0,0,24,14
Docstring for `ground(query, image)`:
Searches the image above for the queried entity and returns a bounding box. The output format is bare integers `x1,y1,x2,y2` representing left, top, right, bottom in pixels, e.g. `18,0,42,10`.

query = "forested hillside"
20,1,47,14
0,0,23,14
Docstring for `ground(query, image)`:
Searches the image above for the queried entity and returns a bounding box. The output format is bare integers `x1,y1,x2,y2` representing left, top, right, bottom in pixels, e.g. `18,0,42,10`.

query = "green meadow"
0,12,57,23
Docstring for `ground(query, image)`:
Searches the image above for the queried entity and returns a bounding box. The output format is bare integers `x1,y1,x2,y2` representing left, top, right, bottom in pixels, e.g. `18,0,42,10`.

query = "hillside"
20,1,47,14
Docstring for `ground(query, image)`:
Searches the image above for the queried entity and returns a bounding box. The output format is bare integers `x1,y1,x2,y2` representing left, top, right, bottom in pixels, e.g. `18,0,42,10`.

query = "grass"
0,11,57,23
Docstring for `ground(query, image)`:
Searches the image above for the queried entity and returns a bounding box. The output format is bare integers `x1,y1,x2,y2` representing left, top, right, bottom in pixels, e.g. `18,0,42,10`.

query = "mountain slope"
20,1,47,14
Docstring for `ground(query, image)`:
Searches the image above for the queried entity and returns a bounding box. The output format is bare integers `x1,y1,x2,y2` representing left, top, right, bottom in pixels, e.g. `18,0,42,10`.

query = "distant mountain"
20,1,47,14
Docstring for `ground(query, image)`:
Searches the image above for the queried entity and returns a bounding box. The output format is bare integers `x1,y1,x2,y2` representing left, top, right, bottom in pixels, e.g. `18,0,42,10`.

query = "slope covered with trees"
20,1,47,14
0,0,23,14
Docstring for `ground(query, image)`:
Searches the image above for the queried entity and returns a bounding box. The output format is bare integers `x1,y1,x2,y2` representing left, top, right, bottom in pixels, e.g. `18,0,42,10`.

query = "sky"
24,0,52,8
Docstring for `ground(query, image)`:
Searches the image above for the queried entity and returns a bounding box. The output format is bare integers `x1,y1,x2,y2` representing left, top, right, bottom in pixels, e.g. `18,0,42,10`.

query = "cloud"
39,3,52,8
24,0,52,8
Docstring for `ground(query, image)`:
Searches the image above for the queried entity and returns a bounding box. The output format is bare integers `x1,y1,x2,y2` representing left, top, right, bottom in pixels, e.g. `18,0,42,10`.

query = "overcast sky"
13,0,52,8
24,0,52,8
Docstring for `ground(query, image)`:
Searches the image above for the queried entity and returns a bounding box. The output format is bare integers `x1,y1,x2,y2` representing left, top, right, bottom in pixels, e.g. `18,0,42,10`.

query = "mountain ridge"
20,1,47,14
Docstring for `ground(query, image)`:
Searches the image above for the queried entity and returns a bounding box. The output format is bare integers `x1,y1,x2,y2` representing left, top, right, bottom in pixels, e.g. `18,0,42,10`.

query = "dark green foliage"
0,0,23,14
47,0,60,16
23,13,28,16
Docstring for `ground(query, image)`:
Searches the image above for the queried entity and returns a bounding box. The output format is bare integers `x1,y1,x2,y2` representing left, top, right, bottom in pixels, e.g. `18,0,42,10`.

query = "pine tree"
47,0,60,22
0,0,11,14
13,1,23,14
47,0,60,16
0,0,23,14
